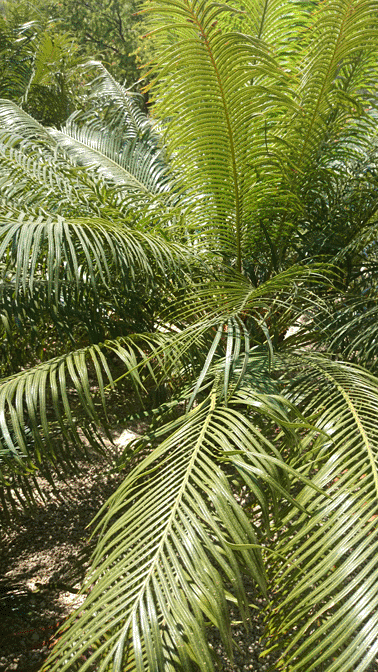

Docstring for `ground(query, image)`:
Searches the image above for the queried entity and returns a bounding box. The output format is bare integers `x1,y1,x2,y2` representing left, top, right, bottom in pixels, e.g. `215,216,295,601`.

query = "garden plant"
1,0,378,670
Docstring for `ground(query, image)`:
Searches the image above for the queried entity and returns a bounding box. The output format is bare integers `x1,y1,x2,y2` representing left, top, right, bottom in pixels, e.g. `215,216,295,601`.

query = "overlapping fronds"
0,98,54,143
220,0,310,65
0,272,161,360
316,285,378,370
335,209,378,262
310,214,378,368
142,0,378,275
0,18,82,125
49,65,170,195
263,0,378,263
0,20,31,102
0,334,157,517
286,0,378,171
0,212,192,302
0,97,173,221
21,28,78,99
79,62,154,140
143,0,297,270
51,120,170,195
43,376,313,672
1,0,378,669
161,266,330,360
0,137,110,217
0,308,227,510
264,355,378,671
0,262,313,518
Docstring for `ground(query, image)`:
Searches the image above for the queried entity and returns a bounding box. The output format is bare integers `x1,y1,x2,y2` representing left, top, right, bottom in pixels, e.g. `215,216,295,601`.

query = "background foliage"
1,0,152,88
0,8,88,123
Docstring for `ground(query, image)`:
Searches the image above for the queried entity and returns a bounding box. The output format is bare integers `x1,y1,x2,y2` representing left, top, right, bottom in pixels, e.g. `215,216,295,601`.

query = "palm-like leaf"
0,334,158,519
145,0,297,271
273,0,378,261
43,372,316,672
264,356,378,671
286,0,378,167
1,0,378,670
0,99,192,320
0,264,319,517
51,66,171,197
0,95,172,214
0,212,190,299
52,120,169,194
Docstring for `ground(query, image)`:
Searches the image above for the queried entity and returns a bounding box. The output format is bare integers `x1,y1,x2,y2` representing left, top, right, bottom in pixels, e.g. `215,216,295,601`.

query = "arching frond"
0,98,173,219
0,135,109,217
144,0,296,270
80,61,153,139
0,272,162,366
0,264,314,519
0,333,159,517
51,122,170,195
265,355,378,671
0,212,194,301
0,97,55,143
50,64,169,194
286,0,378,172
43,374,315,672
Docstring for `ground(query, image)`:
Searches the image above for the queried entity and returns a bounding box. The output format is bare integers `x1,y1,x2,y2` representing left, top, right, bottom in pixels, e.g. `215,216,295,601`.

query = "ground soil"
0,428,133,672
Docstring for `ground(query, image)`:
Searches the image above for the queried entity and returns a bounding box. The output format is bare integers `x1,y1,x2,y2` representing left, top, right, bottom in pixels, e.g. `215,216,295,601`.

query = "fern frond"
145,0,296,270
0,212,193,300
43,388,312,672
265,355,378,671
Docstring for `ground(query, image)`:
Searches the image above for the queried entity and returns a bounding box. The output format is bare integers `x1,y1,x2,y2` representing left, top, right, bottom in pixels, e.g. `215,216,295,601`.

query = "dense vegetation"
45,0,151,83
0,0,150,91
0,9,88,123
1,0,378,670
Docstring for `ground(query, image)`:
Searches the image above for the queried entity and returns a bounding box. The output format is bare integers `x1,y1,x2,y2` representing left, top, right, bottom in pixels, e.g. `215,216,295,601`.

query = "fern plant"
0,15,85,125
1,1,378,671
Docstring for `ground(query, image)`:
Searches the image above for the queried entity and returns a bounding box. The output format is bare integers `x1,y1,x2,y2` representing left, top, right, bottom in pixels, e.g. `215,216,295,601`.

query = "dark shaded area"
0,445,127,672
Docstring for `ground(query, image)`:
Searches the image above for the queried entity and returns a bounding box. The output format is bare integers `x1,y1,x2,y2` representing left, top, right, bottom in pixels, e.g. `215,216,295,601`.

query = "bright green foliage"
1,1,378,671
0,12,85,124
7,0,152,85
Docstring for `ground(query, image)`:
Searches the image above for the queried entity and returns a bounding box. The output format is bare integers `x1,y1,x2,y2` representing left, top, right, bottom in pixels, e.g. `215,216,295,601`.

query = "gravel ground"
0,430,279,672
